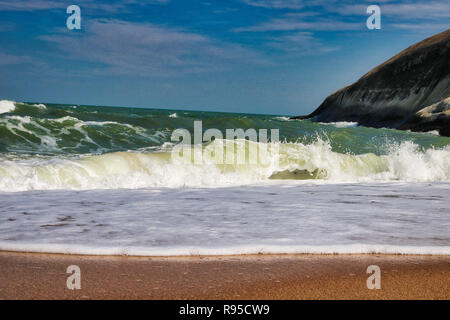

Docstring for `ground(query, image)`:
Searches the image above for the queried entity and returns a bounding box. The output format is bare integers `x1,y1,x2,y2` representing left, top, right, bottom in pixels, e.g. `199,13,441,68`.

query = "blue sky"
0,0,449,115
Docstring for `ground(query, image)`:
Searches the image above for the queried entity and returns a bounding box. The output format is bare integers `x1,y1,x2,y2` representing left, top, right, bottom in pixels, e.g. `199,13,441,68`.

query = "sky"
0,0,449,115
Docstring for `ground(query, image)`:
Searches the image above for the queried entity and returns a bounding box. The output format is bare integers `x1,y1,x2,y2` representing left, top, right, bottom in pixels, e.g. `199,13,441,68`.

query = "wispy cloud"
235,0,365,32
267,32,339,55
239,0,450,31
0,52,34,66
241,0,305,9
234,16,362,32
40,19,269,76
382,1,450,18
0,0,63,11
391,23,450,30
328,0,450,32
336,1,450,18
0,0,169,12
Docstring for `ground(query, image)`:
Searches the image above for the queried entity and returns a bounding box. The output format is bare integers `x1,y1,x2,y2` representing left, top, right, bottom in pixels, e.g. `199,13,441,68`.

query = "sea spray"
0,100,16,114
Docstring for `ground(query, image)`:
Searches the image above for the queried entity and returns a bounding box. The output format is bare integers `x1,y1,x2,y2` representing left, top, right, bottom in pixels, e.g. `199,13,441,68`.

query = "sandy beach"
0,251,448,300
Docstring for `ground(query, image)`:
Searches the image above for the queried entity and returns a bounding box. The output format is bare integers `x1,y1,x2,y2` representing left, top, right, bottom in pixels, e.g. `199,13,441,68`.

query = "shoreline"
1,251,448,299
1,249,450,259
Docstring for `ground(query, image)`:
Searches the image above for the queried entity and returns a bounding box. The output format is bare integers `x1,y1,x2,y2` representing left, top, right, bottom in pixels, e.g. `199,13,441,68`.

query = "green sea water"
0,100,449,191
2,101,449,155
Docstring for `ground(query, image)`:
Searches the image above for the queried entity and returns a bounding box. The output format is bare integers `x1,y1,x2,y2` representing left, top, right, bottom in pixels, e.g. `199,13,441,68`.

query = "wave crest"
0,139,448,191
0,100,16,114
0,114,166,154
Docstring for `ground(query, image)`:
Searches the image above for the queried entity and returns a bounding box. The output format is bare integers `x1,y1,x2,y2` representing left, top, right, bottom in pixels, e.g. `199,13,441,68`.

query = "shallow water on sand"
1,181,449,256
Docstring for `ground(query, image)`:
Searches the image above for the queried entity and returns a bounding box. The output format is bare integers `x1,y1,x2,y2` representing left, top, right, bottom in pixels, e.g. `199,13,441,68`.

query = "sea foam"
0,100,16,114
0,139,448,192
0,182,448,256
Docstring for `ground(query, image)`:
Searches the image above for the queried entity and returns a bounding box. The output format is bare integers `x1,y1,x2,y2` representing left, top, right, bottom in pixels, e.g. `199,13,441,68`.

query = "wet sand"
0,251,448,299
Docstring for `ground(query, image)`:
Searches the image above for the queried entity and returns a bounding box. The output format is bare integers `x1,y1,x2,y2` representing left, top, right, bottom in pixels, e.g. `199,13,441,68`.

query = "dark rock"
292,29,450,136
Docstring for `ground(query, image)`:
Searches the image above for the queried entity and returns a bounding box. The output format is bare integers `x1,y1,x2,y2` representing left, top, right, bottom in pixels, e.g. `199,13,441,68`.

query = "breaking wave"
0,100,16,114
0,139,448,192
0,113,167,154
0,101,449,192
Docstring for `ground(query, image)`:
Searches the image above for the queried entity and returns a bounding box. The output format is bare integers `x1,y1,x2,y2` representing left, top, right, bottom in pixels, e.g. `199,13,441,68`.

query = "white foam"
0,100,16,114
275,116,291,121
320,121,359,128
31,103,47,110
0,139,448,192
0,243,449,256
0,182,448,256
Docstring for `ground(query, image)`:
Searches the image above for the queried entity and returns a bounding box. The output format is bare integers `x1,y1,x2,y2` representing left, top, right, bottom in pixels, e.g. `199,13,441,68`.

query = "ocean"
0,100,449,255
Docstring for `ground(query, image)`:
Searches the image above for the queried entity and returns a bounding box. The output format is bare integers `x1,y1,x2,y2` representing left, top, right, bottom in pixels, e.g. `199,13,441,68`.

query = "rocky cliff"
293,29,450,136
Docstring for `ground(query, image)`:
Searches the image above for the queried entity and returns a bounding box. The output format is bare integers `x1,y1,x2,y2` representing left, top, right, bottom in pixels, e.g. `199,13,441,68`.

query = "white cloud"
235,17,362,32
237,0,450,33
267,32,339,54
40,19,269,76
241,0,305,9
0,0,169,12
335,1,450,18
0,0,63,11
391,23,450,30
381,1,450,18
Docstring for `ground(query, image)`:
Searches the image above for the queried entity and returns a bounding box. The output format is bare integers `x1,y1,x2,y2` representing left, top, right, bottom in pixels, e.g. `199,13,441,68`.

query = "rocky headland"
293,29,450,136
